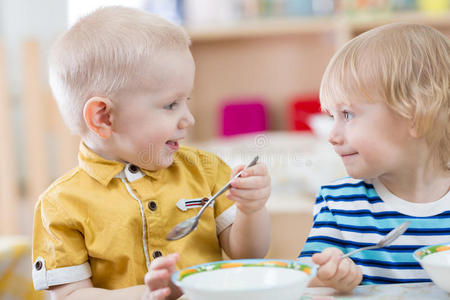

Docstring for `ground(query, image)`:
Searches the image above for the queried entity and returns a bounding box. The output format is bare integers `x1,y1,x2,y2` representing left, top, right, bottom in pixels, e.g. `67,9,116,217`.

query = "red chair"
220,98,268,136
288,95,322,131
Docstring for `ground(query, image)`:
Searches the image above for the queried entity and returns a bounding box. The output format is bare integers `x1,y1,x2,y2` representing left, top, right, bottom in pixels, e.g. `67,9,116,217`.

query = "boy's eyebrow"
176,95,192,101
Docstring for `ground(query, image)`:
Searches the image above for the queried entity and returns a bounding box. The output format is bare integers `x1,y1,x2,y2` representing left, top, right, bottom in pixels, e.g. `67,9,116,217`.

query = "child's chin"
158,155,175,169
346,169,372,180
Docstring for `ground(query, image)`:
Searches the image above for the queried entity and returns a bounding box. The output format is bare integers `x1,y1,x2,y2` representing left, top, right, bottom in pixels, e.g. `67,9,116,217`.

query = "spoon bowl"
166,218,199,241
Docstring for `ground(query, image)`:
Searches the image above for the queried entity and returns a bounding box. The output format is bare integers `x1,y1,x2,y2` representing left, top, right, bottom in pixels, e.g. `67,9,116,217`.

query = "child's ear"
83,97,114,139
409,127,419,138
409,122,421,138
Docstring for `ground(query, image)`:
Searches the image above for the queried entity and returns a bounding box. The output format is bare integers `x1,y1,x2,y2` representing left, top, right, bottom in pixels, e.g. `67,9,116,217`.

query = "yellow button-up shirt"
32,143,235,290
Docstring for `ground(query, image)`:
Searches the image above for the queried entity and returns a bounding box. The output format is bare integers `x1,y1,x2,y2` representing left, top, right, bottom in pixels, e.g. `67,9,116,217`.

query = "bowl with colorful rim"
413,243,450,293
172,258,316,300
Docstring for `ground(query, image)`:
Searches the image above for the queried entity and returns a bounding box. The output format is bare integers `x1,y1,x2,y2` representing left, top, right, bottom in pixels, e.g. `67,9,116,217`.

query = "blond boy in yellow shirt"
32,6,271,300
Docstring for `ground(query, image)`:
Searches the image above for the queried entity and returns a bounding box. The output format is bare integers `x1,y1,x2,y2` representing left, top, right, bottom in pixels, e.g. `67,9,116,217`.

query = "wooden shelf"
187,11,450,42
346,11,450,31
187,16,335,42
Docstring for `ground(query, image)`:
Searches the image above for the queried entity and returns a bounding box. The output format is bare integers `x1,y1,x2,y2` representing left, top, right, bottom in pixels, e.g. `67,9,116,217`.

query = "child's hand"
142,253,182,300
226,162,271,215
311,247,362,292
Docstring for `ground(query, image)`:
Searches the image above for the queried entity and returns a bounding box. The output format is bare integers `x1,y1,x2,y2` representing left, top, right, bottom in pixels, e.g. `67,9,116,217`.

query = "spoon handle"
342,222,410,258
197,156,259,216
342,245,378,258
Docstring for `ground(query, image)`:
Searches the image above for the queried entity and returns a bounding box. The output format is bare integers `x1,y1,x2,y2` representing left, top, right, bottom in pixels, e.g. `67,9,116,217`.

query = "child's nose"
328,125,344,146
179,109,195,129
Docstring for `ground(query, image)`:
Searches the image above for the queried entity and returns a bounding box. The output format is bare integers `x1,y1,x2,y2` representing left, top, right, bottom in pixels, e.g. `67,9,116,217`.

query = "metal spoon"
342,221,410,258
166,156,259,241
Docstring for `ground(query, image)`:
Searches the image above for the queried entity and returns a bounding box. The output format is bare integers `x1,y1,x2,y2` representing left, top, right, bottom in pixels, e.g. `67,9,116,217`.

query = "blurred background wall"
2,0,450,248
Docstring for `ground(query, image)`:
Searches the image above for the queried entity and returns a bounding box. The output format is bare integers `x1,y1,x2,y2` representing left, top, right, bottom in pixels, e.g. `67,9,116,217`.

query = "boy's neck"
83,138,121,163
378,167,450,204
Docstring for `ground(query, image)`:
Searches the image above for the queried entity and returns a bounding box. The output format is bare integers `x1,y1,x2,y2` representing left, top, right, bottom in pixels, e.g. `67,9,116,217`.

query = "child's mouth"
166,140,179,151
340,152,358,159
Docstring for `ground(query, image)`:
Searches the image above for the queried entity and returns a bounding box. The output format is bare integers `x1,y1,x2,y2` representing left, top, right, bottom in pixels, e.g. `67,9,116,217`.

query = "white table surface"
301,282,449,299
179,282,449,300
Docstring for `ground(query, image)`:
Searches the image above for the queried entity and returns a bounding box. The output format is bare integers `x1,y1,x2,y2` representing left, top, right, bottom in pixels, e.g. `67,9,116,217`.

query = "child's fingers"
312,247,341,265
312,248,361,292
230,174,270,190
230,165,245,179
316,259,339,281
227,186,270,201
314,248,343,281
144,269,170,291
349,265,363,287
334,257,352,282
338,263,362,291
238,163,268,178
149,253,179,272
166,253,180,272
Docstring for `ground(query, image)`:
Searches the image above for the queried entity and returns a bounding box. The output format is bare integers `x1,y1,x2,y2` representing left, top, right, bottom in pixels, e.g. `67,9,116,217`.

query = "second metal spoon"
342,221,410,258
166,156,259,241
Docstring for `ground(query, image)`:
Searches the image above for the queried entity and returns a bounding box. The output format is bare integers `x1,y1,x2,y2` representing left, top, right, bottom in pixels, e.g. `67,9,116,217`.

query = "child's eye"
164,101,178,110
343,110,354,120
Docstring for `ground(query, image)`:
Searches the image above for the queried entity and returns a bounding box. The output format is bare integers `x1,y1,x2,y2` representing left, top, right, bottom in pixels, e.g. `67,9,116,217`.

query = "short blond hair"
320,23,449,170
49,6,191,135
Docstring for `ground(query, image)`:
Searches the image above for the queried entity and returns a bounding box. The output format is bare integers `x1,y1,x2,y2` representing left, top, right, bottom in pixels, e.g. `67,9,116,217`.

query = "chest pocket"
176,197,213,211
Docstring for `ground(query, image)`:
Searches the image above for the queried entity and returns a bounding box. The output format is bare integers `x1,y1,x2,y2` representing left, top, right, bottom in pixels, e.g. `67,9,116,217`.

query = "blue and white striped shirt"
298,177,450,285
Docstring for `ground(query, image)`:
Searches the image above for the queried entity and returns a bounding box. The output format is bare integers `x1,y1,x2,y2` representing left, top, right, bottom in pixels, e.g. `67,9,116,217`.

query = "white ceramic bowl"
414,243,450,293
172,259,315,300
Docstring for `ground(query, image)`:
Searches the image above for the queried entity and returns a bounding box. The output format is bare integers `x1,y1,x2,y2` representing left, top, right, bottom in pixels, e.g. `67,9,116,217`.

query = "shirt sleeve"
200,151,236,234
32,194,91,290
297,188,346,265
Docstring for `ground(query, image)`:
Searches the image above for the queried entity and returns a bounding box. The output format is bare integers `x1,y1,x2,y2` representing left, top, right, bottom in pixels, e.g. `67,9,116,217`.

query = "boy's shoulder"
315,177,380,210
37,166,98,205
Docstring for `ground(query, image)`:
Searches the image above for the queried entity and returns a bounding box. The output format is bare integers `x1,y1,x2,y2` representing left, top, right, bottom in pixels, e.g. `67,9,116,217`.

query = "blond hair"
320,23,450,170
49,6,191,135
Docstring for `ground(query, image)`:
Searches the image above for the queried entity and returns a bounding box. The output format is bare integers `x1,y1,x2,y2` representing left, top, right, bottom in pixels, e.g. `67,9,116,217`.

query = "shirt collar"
78,142,164,185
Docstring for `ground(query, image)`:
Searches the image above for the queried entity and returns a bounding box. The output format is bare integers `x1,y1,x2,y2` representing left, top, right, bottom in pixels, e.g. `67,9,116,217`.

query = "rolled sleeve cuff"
32,256,92,290
215,205,236,234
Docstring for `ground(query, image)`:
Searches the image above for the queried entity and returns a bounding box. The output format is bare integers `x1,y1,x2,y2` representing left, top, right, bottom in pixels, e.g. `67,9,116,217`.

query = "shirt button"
153,250,162,259
35,261,42,270
128,164,139,174
148,201,157,211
